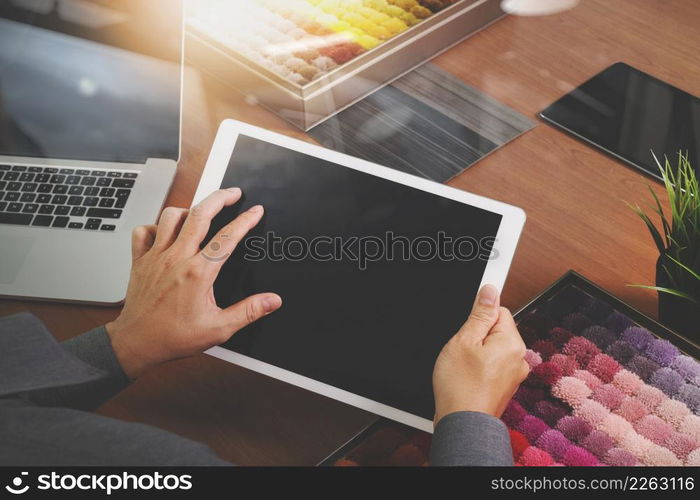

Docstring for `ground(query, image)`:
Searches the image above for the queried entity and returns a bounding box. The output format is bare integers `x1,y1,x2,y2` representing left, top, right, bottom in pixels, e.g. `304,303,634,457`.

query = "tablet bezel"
193,119,526,432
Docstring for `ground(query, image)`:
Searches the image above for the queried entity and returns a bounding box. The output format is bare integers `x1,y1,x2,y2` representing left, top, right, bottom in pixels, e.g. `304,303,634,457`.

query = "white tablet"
194,119,526,433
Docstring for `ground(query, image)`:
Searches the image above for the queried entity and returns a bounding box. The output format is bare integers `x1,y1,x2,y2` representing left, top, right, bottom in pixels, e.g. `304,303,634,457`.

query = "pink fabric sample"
519,446,555,466
680,414,700,442
614,398,648,422
635,385,665,410
587,353,622,383
536,429,571,461
562,337,601,367
612,369,643,395
591,384,625,411
605,447,638,466
549,353,579,377
656,399,691,428
664,432,698,460
599,413,633,442
517,415,550,442
562,445,599,466
582,430,614,459
575,399,609,427
525,349,542,369
634,415,674,445
552,376,592,408
573,369,603,390
556,415,593,443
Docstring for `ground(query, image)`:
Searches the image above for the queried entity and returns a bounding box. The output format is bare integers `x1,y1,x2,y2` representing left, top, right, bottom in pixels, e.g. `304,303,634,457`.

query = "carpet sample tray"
186,0,505,130
319,271,700,466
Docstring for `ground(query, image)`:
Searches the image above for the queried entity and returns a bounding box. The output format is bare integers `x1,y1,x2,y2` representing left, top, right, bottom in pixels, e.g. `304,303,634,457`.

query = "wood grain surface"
2,0,698,465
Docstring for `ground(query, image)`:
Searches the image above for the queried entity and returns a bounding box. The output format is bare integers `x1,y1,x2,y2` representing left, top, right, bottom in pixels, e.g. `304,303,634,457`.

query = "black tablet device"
193,120,526,431
540,62,699,180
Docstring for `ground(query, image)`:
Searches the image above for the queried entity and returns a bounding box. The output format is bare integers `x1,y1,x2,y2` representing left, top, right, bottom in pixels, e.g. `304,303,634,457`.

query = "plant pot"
656,256,700,341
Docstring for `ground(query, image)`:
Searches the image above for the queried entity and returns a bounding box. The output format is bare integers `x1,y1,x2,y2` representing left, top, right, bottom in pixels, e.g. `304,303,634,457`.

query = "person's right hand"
106,188,282,379
432,284,529,425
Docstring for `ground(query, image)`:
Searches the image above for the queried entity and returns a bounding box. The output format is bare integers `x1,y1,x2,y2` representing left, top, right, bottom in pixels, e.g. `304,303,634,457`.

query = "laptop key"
0,165,10,170
91,170,106,177
5,172,19,181
86,208,122,219
22,204,39,213
0,201,5,211
0,181,5,190
76,169,90,176
67,196,84,206
44,167,58,173
12,166,27,172
21,183,38,192
83,197,99,207
99,187,115,197
68,222,83,229
98,198,115,208
80,176,96,186
54,206,70,216
84,187,99,196
8,182,21,190
50,175,66,184
39,204,54,214
70,206,86,217
85,218,101,230
96,178,111,187
32,215,53,227
5,192,20,202
115,189,131,198
107,171,122,178
19,173,35,182
20,193,36,203
37,183,52,193
68,186,84,195
52,195,68,205
123,172,138,179
52,216,70,228
59,168,72,174
100,224,116,231
37,194,51,204
0,212,32,225
66,176,80,185
28,167,42,172
52,185,68,194
112,179,134,188
35,174,50,183
115,198,128,209
7,202,22,212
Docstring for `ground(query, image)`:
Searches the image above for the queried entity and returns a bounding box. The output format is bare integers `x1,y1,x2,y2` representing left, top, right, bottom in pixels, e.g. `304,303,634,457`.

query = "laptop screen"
0,0,182,164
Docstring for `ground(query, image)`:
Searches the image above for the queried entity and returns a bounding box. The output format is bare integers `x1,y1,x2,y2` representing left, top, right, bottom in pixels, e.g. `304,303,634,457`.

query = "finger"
197,204,265,279
131,225,157,260
174,188,242,255
456,284,500,343
218,293,282,337
152,207,189,251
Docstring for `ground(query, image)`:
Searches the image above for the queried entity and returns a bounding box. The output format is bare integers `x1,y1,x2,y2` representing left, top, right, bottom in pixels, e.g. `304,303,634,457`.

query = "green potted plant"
629,152,700,339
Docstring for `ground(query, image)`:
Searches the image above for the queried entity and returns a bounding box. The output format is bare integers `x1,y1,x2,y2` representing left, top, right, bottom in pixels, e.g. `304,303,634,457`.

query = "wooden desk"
2,0,698,465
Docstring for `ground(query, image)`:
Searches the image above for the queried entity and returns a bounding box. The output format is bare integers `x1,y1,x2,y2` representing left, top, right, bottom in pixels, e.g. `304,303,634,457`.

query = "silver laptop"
0,0,182,304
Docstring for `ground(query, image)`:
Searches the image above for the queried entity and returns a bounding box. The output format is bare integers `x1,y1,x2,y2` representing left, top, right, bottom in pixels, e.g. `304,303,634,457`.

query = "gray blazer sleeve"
26,325,132,411
429,411,513,466
0,312,130,411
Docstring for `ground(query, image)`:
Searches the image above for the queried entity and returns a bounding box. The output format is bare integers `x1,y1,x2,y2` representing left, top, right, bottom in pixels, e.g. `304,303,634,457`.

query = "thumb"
219,293,282,335
456,284,501,343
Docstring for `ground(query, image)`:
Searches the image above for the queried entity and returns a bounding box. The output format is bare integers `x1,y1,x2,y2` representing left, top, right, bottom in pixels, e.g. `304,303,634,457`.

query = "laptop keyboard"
0,165,137,231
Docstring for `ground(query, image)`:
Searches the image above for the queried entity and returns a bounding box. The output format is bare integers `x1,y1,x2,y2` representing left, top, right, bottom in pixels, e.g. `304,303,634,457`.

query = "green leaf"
627,284,698,303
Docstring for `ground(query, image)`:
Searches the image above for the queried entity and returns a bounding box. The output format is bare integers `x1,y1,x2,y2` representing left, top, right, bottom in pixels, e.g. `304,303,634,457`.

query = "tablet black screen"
540,62,699,180
207,135,502,420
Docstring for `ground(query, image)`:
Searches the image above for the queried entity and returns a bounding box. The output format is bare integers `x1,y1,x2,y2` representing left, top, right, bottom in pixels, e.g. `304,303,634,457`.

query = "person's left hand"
106,188,282,379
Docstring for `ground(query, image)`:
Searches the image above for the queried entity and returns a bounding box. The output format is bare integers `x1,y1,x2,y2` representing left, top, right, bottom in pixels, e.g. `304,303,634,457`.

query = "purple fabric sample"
562,337,601,367
536,429,571,461
675,383,700,412
517,415,550,442
556,416,593,443
671,355,700,382
549,327,574,348
515,385,546,410
620,326,655,350
650,367,684,396
603,311,635,333
605,340,638,365
644,339,679,367
582,430,614,459
626,355,660,381
561,312,593,334
581,325,616,350
605,448,638,466
580,297,614,323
